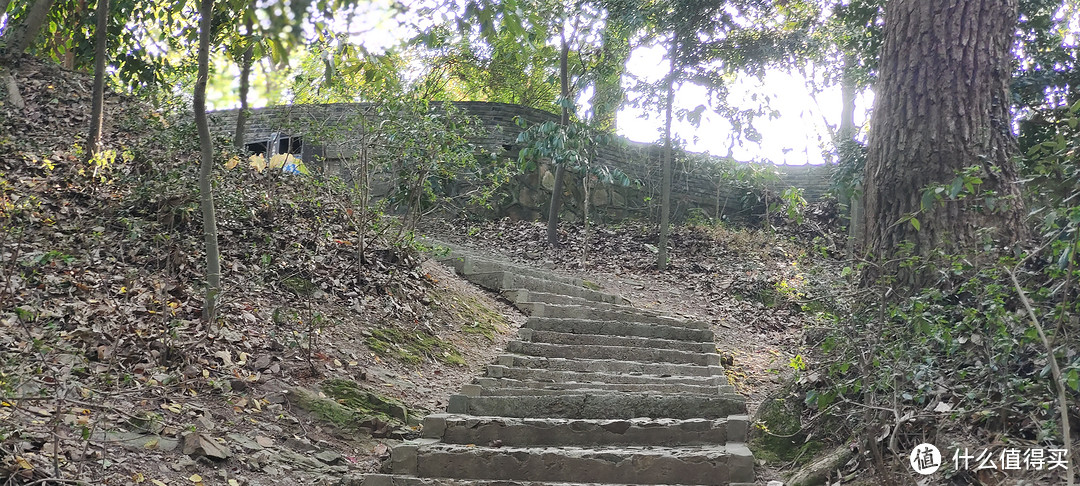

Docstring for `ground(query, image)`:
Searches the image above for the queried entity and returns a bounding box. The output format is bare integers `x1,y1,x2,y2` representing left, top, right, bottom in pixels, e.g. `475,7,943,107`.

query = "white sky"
614,44,872,165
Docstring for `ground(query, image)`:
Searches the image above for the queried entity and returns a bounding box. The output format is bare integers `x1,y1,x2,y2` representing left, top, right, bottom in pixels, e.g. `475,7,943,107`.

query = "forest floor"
1,57,845,485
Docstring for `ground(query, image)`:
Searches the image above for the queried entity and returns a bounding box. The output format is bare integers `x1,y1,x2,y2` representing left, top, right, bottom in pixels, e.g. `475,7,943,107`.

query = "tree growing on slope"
860,0,1028,288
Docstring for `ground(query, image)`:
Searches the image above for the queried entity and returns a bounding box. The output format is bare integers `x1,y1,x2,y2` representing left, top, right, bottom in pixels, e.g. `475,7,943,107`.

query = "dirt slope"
0,57,520,486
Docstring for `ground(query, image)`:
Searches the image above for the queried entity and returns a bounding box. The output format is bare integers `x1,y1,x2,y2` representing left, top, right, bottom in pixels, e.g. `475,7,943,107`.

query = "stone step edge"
513,301,710,330
421,413,749,447
437,253,583,287
508,341,722,366
387,440,755,484
469,379,736,396
494,354,727,377
350,473,757,486
469,271,625,305
518,328,715,353
482,364,728,385
522,317,715,342
505,289,706,324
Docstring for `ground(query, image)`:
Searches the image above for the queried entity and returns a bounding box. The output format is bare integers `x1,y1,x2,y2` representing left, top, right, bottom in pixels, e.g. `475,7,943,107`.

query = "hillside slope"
1,58,520,485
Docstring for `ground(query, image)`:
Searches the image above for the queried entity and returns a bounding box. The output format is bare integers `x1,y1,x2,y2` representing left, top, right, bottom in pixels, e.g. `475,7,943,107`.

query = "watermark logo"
910,443,942,475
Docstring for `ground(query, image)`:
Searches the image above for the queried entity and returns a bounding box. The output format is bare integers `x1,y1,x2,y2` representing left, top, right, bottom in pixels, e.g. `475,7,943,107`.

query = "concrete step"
495,354,724,377
518,328,714,353
484,365,726,386
446,392,746,420
504,290,699,322
523,317,714,342
351,475,758,486
472,378,729,396
501,289,592,306
468,272,624,305
517,303,708,330
422,414,749,447
386,441,755,485
439,254,583,287
507,341,721,366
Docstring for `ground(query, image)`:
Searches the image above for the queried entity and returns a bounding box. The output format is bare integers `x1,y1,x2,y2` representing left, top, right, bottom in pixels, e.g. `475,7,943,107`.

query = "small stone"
314,450,342,465
284,437,316,452
252,355,272,370
182,432,231,461
227,433,264,451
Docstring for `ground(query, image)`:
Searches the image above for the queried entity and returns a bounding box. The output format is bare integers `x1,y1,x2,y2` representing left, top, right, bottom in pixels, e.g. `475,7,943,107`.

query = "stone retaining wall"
209,102,833,223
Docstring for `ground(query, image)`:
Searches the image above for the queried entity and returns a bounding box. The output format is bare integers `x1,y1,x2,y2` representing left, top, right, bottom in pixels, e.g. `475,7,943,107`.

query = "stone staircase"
353,245,755,486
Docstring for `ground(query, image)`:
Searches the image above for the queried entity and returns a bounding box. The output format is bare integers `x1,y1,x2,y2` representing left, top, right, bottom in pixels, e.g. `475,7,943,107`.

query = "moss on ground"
288,388,363,430
364,327,466,366
749,396,822,465
321,378,419,425
435,289,508,342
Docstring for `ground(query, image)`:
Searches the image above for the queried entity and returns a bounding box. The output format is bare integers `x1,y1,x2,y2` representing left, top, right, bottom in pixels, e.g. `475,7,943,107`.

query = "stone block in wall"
519,187,541,209
591,187,608,207
540,166,555,191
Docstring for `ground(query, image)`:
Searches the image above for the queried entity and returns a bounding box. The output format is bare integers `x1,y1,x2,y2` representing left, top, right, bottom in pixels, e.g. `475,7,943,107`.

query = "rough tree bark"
545,22,570,247
194,0,222,323
861,0,1027,287
87,0,109,156
657,38,676,271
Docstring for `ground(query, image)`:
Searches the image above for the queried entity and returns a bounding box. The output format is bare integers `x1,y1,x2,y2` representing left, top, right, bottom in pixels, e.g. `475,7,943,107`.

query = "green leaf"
910,217,920,231
921,189,936,210
1057,246,1072,270
949,177,964,198
1067,369,1079,392
841,266,852,277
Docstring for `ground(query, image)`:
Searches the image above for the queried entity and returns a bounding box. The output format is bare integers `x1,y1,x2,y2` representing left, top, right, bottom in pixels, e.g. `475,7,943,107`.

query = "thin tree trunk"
87,0,109,156
582,174,590,267
1,66,23,109
233,11,253,149
861,0,1027,288
840,54,861,259
0,0,56,64
838,53,856,146
657,39,676,270
546,22,570,247
592,17,629,131
194,0,221,323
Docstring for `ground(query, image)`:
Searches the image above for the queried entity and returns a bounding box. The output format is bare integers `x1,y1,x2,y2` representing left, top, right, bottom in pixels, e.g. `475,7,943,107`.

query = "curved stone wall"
209,102,833,223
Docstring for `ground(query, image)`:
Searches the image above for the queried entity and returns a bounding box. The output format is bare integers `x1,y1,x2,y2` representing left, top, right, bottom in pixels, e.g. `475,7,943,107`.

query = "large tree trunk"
233,11,253,149
195,0,221,323
0,0,56,64
545,23,570,247
861,0,1026,288
87,0,109,156
657,39,676,271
